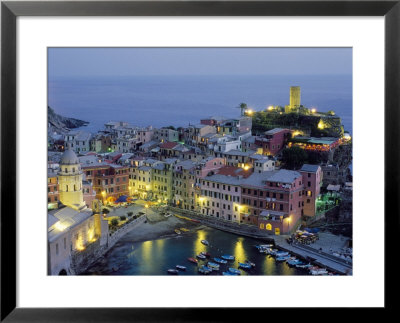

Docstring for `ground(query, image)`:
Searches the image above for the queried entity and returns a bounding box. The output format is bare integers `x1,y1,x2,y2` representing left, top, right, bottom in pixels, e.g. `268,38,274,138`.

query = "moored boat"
310,268,329,275
296,263,312,269
176,265,186,271
287,259,302,266
213,257,227,264
228,268,241,275
238,262,252,269
180,227,189,232
198,265,212,274
175,229,181,234
200,252,211,258
201,240,209,245
197,254,206,260
221,255,235,261
167,269,179,275
188,257,198,264
207,262,220,271
245,260,256,267
276,256,290,262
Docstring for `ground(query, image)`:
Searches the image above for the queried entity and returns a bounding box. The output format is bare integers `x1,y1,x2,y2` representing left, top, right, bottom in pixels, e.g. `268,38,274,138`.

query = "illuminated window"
266,224,272,230
260,223,265,229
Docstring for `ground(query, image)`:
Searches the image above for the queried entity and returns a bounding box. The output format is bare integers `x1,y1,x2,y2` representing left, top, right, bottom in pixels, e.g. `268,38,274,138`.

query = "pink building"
195,157,226,178
255,128,291,156
137,127,154,144
241,169,304,235
82,180,96,208
300,164,322,217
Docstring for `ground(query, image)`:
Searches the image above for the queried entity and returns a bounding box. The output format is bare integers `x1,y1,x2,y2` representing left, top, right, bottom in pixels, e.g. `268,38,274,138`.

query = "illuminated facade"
58,149,86,211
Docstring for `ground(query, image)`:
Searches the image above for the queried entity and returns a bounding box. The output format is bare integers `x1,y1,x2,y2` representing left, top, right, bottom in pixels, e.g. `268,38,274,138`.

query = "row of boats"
255,244,333,275
168,239,256,275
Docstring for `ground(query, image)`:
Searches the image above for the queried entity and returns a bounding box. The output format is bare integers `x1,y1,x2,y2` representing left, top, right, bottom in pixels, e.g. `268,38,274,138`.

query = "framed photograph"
1,0,398,320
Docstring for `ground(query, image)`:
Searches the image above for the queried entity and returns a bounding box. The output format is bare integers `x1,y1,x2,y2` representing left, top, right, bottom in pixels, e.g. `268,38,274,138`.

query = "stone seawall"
167,206,275,243
70,215,145,274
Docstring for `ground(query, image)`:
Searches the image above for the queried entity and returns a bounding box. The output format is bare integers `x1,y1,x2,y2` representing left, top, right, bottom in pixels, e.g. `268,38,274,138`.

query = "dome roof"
60,149,79,165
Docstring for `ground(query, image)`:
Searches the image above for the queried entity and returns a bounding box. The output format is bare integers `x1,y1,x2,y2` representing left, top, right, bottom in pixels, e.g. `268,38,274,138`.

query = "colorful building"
48,171,59,210
254,128,291,156
300,164,323,217
241,169,305,235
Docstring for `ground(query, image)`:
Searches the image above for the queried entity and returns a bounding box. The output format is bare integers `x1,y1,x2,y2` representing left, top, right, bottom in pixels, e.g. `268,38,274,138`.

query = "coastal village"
47,86,353,276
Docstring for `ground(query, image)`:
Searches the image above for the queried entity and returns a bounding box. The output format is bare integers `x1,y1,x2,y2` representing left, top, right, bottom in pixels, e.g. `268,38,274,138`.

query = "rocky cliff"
48,106,88,134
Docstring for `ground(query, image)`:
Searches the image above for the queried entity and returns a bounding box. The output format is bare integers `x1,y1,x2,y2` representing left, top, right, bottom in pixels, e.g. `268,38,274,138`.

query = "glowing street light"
267,105,274,111
311,108,317,113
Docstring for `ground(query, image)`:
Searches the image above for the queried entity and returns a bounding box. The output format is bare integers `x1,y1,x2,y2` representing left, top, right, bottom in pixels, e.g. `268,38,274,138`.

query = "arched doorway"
59,269,67,275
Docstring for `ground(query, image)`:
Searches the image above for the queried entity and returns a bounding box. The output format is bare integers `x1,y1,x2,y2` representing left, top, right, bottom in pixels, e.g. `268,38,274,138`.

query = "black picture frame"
1,0,398,321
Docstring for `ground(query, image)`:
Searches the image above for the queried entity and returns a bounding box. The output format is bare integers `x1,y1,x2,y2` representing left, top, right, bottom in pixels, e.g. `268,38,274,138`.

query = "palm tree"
237,103,247,116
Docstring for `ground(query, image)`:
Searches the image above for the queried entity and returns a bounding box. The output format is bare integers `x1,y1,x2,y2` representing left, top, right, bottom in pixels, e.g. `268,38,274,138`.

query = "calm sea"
48,74,352,134
83,227,308,276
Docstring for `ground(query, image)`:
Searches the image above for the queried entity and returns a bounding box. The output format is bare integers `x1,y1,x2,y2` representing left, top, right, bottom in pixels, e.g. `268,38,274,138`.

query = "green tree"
281,147,308,170
238,103,247,116
102,208,110,214
111,218,119,226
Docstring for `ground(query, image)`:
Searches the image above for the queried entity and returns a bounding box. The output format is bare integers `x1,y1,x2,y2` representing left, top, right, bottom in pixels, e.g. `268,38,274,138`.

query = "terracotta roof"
160,141,178,149
216,166,252,178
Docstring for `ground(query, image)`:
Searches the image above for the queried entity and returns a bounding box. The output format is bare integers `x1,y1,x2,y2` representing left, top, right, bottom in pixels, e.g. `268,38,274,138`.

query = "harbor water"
84,227,308,276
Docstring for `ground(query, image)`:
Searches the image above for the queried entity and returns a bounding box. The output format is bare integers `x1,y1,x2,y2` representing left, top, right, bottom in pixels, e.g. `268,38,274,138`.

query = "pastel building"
198,173,244,222
48,171,59,210
172,160,197,210
299,164,322,217
255,128,291,156
241,169,304,235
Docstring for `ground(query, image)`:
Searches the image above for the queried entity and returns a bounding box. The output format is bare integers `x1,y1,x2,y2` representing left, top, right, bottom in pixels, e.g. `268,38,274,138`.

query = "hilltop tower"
290,86,301,110
58,147,86,211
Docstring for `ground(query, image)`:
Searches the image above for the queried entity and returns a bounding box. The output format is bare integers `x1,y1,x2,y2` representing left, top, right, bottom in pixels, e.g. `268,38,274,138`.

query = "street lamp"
287,216,291,233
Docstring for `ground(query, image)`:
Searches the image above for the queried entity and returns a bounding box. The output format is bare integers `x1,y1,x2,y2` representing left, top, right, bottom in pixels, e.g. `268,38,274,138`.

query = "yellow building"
57,149,86,210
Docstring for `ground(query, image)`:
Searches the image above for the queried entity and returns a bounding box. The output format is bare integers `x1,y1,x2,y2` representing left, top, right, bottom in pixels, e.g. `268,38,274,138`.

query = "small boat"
245,260,256,267
213,257,227,264
310,268,329,275
287,259,302,266
228,268,241,275
180,227,189,232
188,257,198,264
198,265,212,274
167,269,179,275
197,254,207,260
238,262,252,269
201,240,209,245
176,265,186,271
276,256,290,262
164,213,172,217
175,229,181,234
255,244,273,249
274,251,289,257
200,252,211,258
296,263,312,269
221,255,235,261
207,262,220,271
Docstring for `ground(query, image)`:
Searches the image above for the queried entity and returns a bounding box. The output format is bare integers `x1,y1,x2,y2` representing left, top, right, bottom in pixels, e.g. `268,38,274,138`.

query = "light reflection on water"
85,228,308,276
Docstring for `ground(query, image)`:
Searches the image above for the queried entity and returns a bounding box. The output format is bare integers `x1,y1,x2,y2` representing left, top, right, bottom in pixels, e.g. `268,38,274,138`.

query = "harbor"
82,204,350,276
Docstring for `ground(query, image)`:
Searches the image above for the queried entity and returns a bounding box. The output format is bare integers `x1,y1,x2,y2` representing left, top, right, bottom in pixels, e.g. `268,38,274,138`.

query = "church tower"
58,147,86,211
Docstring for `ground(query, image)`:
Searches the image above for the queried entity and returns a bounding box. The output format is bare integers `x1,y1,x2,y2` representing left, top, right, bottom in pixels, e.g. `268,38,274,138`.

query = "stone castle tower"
285,86,301,113
58,148,86,211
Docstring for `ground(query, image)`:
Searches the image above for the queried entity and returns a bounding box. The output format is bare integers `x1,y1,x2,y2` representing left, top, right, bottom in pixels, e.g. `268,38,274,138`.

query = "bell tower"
58,147,86,210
